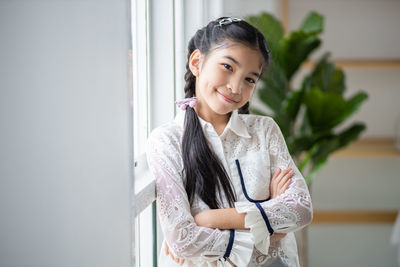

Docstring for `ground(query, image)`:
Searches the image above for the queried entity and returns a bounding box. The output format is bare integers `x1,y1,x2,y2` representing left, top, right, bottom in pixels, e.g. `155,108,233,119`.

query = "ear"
189,49,202,77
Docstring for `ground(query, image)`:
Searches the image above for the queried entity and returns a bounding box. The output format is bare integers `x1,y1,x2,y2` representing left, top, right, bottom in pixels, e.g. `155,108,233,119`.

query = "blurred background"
1,0,399,267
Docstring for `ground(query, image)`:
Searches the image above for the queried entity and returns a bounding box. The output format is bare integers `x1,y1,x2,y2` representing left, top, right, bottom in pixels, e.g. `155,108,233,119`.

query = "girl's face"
190,41,263,122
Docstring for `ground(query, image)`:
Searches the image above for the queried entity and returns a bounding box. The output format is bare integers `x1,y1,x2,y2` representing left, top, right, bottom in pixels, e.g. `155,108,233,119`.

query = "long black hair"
183,17,270,209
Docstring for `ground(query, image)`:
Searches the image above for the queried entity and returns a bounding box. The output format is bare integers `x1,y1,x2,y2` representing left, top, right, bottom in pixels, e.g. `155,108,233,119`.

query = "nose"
227,76,243,94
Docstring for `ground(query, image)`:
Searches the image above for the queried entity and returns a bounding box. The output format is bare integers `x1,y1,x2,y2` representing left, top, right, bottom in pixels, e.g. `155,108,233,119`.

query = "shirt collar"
174,109,251,138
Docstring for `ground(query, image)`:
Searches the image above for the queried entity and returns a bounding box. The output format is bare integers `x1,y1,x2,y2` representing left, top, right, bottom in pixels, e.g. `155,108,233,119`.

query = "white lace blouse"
146,109,313,267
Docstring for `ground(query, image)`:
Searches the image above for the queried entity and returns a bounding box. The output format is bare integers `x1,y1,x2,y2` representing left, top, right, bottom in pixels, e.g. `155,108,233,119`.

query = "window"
132,0,217,265
132,0,153,265
132,0,184,266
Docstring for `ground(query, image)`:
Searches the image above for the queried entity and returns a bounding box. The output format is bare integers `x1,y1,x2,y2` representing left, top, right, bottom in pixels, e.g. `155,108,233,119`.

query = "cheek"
205,67,227,85
242,88,254,102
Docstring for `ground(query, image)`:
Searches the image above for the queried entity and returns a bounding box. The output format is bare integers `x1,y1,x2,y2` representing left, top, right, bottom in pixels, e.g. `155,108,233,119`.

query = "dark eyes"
222,63,256,84
223,63,233,71
246,78,255,84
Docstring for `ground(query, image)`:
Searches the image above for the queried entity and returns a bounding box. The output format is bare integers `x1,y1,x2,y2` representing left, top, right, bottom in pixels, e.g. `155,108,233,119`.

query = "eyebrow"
223,55,260,78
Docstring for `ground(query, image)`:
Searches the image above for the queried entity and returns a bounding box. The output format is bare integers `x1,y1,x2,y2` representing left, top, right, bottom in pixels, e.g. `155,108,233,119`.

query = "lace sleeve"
235,118,313,254
146,126,253,264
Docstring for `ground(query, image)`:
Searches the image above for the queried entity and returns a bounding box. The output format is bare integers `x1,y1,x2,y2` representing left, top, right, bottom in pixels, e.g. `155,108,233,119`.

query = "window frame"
132,0,223,266
132,0,180,266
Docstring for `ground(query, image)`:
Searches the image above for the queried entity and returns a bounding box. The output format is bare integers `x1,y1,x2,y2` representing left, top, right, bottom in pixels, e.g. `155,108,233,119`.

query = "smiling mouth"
217,91,238,103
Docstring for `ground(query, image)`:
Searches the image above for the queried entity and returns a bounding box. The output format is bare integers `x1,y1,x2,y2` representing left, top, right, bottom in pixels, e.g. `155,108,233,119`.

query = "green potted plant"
246,11,368,183
246,11,369,265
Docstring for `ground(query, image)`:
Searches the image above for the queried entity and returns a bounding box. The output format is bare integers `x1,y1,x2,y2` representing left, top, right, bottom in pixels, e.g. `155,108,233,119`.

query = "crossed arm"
193,167,294,229
165,167,294,265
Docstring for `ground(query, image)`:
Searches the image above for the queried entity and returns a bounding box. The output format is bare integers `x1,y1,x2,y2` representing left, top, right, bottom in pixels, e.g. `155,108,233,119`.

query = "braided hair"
182,17,270,209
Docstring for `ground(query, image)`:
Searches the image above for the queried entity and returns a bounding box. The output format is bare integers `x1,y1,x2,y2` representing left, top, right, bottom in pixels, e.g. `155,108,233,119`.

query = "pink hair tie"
175,97,198,110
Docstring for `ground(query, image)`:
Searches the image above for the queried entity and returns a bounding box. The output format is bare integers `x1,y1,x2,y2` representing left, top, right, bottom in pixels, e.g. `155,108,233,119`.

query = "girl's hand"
270,167,294,199
164,240,185,265
270,233,287,243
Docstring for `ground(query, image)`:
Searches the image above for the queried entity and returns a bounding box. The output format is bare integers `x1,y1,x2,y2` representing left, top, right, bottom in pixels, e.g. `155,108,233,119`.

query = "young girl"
146,17,313,267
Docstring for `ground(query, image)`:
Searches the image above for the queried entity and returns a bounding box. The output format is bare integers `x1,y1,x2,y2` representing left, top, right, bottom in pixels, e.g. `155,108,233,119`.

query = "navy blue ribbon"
223,229,235,260
255,202,274,235
235,159,274,235
235,159,270,203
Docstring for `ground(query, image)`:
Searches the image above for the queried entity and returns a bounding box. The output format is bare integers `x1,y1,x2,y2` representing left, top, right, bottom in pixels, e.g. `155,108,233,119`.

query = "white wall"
289,1,400,266
222,0,280,20
309,158,399,267
0,1,133,267
289,0,400,139
288,0,400,60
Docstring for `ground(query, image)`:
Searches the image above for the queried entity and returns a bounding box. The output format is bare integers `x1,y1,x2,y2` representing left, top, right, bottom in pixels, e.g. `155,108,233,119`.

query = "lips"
217,91,238,103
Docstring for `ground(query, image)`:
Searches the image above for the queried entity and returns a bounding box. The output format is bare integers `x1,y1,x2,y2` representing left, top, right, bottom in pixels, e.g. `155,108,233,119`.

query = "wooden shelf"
312,210,398,224
302,59,400,69
332,138,400,158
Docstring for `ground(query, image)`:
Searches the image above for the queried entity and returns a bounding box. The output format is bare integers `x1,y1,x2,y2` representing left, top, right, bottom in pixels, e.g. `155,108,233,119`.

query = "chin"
211,105,235,115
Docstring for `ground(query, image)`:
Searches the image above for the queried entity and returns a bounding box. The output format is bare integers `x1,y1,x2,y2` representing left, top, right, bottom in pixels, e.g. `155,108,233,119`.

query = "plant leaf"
303,87,347,132
330,91,369,127
246,12,284,60
311,52,345,94
281,31,321,80
288,135,315,156
282,90,303,120
301,11,324,35
337,123,366,148
257,60,287,113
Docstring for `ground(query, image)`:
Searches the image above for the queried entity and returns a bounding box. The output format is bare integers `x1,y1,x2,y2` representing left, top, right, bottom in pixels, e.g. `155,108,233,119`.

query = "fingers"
173,255,184,265
278,169,294,187
281,177,291,191
278,168,294,182
270,168,282,192
275,168,294,185
272,168,290,184
165,241,185,265
272,168,281,179
270,233,287,243
164,241,169,255
270,168,294,199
